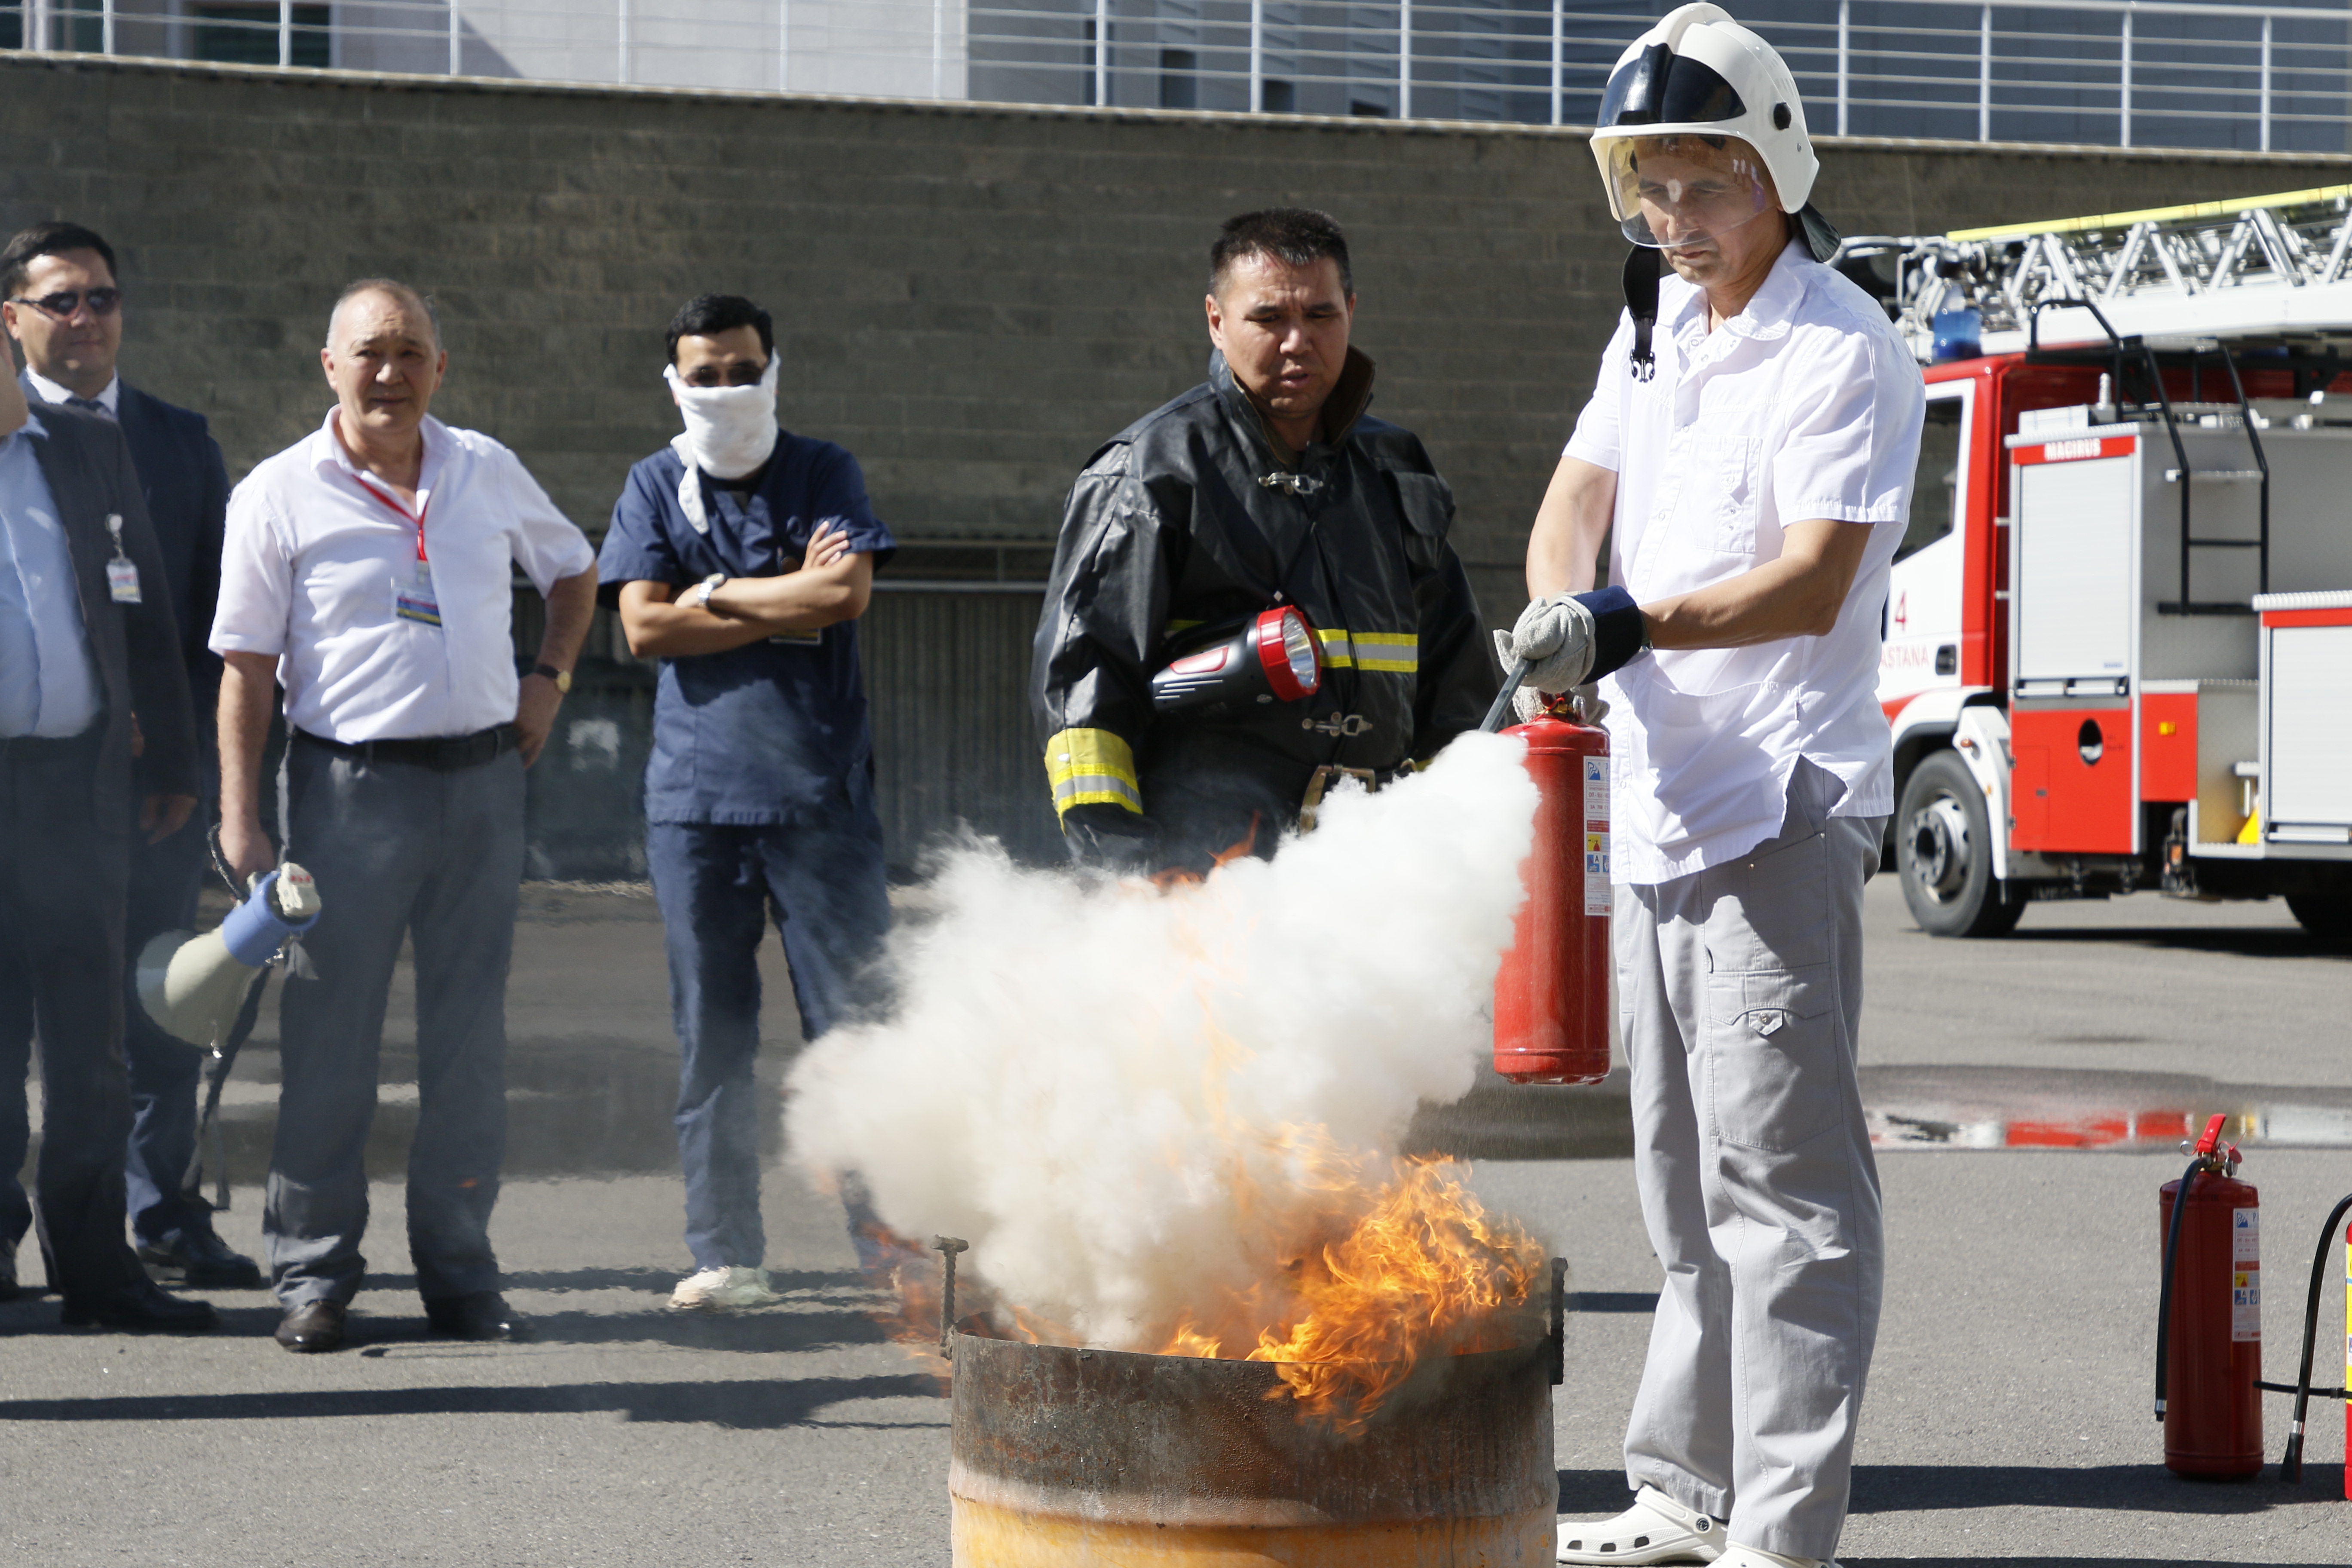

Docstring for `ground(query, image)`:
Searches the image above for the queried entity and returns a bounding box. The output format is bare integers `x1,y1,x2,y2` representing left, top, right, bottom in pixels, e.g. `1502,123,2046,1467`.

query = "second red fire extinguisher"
1483,670,1611,1087
2155,1114,2262,1478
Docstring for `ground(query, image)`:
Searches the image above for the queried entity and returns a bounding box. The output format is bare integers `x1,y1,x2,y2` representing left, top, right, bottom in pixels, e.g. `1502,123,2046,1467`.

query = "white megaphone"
137,864,324,1047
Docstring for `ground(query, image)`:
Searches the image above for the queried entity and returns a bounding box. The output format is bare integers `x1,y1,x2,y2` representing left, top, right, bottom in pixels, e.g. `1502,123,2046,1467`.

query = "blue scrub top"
597,434,896,827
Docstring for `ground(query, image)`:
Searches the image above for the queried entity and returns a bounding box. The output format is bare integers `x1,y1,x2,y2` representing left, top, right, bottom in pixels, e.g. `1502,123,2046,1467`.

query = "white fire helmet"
1589,3,1839,262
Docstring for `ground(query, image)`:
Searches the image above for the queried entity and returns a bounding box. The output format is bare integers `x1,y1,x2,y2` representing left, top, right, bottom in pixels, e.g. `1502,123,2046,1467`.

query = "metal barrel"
949,1336,1556,1566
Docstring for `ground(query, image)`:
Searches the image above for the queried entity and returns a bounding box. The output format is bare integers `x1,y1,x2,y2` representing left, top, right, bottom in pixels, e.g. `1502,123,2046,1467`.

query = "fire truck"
1837,186,2352,938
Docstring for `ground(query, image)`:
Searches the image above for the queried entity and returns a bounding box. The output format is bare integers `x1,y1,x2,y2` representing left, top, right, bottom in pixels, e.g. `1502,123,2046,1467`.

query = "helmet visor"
1598,42,1747,130
1602,135,1777,249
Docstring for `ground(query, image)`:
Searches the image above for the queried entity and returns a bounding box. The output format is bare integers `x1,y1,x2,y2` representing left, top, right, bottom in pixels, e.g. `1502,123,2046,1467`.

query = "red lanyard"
346,470,430,566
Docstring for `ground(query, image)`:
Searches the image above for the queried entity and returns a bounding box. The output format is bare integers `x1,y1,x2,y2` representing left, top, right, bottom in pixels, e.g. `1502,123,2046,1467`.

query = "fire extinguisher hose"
2272,1192,2352,1483
2152,1153,2209,1422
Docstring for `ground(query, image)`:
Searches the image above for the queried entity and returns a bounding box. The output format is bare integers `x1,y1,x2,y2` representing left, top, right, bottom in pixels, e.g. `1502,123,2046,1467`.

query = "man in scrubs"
598,294,895,1312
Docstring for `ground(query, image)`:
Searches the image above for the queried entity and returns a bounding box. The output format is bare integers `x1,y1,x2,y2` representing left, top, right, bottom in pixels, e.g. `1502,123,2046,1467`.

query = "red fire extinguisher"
1483,667,1611,1087
2155,1113,2262,1477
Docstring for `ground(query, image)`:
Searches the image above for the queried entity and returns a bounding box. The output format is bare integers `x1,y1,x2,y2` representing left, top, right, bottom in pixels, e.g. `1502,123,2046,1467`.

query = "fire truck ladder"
1840,183,2352,357
2021,297,2272,617
1834,187,2352,616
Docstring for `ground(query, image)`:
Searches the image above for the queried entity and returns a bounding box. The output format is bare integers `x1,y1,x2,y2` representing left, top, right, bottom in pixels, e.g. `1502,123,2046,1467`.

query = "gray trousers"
1616,760,1885,1561
266,737,524,1309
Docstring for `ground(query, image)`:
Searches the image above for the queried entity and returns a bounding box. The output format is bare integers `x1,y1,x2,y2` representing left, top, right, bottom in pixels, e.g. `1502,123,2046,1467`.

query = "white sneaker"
1557,1486,1726,1565
669,1265,780,1310
1718,1549,1836,1568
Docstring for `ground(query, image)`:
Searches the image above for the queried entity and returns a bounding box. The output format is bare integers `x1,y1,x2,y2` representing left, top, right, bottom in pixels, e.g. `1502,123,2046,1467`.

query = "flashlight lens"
1282,612,1320,692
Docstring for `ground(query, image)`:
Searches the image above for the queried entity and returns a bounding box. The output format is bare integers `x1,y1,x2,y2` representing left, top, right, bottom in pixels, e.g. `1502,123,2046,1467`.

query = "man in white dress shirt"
1505,9,1925,1568
212,279,596,1354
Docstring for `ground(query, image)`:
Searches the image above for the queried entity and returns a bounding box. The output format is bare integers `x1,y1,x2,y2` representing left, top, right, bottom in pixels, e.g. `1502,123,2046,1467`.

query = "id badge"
394,564,443,627
104,513,141,603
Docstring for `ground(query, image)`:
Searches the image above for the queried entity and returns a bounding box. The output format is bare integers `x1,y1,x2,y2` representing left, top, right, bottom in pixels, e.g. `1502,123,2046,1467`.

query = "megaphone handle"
1481,658,1531,735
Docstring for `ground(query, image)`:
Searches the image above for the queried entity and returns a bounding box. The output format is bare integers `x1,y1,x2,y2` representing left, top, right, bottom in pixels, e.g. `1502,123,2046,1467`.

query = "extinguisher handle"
2193,1112,2227,1158
1481,658,1531,735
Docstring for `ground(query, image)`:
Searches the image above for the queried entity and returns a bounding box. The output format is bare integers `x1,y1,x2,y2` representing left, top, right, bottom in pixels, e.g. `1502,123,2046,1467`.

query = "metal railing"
3,0,2347,152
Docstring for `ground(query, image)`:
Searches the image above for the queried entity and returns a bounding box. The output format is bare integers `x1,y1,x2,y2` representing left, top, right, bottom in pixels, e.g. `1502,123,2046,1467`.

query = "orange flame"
1237,1155,1546,1434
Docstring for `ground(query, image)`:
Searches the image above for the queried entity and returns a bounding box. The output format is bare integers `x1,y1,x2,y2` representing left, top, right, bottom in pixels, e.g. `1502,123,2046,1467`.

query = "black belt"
294,724,516,771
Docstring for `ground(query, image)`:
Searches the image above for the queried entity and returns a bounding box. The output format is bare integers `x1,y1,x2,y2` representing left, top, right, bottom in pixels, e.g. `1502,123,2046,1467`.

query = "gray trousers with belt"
266,736,524,1308
1616,759,1886,1561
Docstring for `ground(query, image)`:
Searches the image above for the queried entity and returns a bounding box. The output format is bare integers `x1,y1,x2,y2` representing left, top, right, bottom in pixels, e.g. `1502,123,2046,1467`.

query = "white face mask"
664,354,780,481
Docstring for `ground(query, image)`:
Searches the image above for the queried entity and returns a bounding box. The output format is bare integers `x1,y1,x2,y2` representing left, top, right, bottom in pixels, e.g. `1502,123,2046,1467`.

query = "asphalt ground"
3,878,2349,1566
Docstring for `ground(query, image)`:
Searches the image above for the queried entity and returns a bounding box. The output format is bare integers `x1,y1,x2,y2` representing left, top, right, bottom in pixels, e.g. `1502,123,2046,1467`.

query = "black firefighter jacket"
1031,348,1497,873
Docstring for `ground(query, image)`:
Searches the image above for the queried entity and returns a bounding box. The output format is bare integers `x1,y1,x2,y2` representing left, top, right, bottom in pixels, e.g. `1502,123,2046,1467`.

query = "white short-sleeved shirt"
1564,239,1926,885
210,410,594,744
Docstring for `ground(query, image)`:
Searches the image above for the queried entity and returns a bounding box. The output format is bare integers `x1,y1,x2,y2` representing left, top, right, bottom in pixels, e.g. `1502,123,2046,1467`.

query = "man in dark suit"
0,221,251,1292
0,327,213,1329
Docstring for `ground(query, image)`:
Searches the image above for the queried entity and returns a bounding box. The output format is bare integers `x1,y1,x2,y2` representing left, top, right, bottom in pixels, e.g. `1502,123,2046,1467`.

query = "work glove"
1501,596,1599,693
1501,588,1650,694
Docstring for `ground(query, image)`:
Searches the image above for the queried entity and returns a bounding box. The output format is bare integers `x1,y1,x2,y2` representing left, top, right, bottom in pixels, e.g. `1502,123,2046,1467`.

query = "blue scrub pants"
648,812,889,1272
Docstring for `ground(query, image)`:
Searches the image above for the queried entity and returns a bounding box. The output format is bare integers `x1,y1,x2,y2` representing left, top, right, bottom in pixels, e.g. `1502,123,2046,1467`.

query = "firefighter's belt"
1298,762,1412,833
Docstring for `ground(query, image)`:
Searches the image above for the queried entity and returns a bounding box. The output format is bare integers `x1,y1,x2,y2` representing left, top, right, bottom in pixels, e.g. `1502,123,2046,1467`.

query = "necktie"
65,395,113,422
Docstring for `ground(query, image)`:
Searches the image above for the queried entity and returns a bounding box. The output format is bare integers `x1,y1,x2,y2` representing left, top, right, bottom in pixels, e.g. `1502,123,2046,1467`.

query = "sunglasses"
9,288,123,319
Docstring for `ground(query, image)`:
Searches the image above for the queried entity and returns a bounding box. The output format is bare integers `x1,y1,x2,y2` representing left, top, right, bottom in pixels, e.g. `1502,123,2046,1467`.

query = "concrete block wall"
7,54,2351,868
6,52,2351,594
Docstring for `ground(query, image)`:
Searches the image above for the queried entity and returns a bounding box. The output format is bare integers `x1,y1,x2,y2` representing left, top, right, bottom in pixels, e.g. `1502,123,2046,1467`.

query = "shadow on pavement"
1560,1465,2348,1517
359,1266,866,1297
2000,925,2349,961
0,1372,946,1428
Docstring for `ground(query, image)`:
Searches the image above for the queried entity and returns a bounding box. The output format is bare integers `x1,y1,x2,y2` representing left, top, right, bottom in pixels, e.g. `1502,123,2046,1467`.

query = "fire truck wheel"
1896,750,2023,938
2284,892,2351,942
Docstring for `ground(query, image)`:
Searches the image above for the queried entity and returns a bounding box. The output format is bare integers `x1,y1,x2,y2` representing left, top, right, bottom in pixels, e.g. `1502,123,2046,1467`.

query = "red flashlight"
1151,606,1325,714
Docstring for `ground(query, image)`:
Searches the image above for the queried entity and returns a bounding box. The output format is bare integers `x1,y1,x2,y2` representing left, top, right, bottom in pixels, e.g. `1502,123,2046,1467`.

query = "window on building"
1160,48,1195,110
1262,79,1294,113
193,3,331,67
1350,99,1390,118
1081,18,1098,107
0,4,20,50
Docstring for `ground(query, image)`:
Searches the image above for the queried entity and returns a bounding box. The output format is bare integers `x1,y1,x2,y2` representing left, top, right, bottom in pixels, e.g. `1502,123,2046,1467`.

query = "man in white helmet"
1507,8,1924,1568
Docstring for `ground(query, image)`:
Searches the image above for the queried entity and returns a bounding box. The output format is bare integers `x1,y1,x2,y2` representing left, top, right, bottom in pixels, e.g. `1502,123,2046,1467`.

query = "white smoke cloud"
784,730,1540,1349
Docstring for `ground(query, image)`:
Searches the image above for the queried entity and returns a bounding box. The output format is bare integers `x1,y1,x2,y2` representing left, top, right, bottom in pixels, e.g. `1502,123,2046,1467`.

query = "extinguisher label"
1584,759,1612,915
2232,1207,2260,1343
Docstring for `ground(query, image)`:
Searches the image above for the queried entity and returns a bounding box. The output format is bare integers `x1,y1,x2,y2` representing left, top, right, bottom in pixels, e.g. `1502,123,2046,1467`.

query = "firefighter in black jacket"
1032,208,1497,874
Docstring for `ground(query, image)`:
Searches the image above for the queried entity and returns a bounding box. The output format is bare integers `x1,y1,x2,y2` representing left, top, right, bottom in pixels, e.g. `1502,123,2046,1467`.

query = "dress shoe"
274,1299,347,1353
138,1228,264,1290
59,1276,220,1332
425,1290,527,1342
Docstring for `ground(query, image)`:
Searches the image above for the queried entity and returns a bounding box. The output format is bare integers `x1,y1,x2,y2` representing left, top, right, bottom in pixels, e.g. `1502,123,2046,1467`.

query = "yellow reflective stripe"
1316,627,1416,673
1352,631,1419,673
1044,728,1143,817
1164,619,1204,635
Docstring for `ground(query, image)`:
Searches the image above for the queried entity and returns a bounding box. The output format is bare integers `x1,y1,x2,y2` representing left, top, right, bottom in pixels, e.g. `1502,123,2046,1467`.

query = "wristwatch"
688,572,727,610
530,662,573,694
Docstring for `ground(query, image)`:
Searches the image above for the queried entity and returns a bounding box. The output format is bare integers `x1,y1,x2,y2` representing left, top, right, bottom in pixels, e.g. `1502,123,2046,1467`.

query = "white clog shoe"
1556,1485,1727,1565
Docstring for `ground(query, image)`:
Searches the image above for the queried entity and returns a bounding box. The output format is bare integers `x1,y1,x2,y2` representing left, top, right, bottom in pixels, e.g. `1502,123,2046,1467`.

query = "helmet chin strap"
1623,248,1663,383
